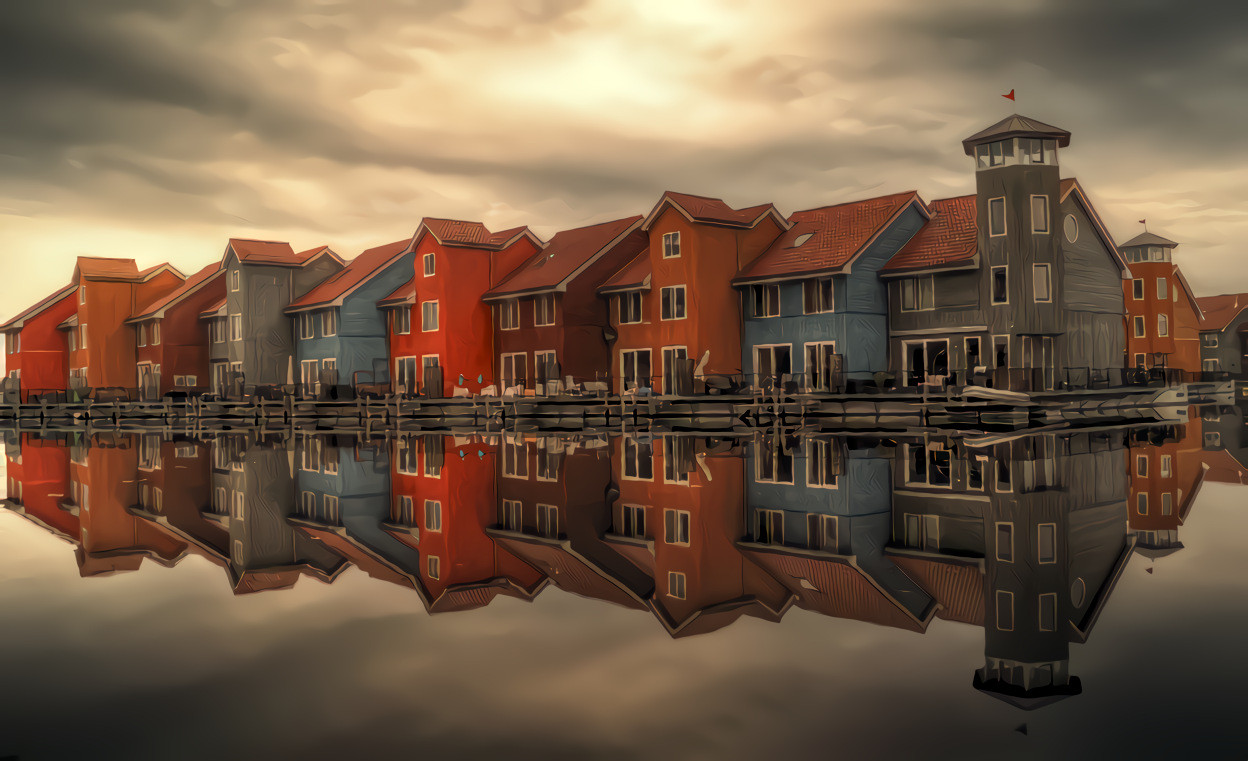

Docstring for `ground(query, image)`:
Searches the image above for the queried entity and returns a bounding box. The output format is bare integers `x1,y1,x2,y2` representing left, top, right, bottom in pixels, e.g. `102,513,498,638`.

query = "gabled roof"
412,218,542,252
199,296,227,320
72,257,184,283
128,264,224,323
1120,231,1178,249
597,250,651,295
286,239,409,314
1060,178,1130,277
642,190,789,232
880,195,978,275
962,113,1071,155
0,284,77,332
224,238,344,268
377,277,416,308
1197,293,1248,332
734,191,928,284
484,216,646,301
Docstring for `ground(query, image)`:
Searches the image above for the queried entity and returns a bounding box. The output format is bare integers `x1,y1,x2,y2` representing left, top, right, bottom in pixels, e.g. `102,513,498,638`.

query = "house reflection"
5,413,1244,709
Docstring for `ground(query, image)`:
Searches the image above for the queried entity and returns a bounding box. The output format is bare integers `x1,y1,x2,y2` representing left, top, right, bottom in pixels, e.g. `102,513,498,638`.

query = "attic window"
791,232,815,248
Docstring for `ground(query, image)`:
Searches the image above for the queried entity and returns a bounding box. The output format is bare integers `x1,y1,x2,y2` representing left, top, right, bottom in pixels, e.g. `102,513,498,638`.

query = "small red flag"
1139,219,1146,224
1003,89,1015,101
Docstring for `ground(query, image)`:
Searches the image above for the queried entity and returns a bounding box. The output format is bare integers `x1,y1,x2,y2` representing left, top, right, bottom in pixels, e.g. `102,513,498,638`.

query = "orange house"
0,285,78,401
60,257,185,397
599,192,788,394
4,434,76,541
127,263,226,398
1120,233,1203,375
385,434,546,612
609,435,792,636
1127,419,1207,560
391,219,541,396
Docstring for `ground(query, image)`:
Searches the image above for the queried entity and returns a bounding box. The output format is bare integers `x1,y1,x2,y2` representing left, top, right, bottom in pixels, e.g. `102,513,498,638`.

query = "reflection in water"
4,405,1247,713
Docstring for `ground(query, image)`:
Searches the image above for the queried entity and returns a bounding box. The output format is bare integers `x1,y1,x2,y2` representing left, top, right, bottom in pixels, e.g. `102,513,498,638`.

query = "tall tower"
962,115,1072,376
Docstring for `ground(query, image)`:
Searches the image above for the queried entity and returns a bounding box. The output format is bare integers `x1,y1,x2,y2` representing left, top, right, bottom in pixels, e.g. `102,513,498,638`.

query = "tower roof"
1120,231,1178,248
962,114,1071,155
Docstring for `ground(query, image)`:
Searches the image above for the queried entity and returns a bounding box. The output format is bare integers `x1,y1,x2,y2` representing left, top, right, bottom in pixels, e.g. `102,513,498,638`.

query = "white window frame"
421,300,439,332
1157,313,1169,337
424,499,442,532
321,310,337,337
663,508,691,545
622,436,654,481
803,277,834,315
618,292,643,325
1032,263,1052,303
667,571,686,599
1156,277,1168,300
660,285,687,321
995,521,1014,562
229,315,242,342
1030,194,1049,234
423,252,435,277
1037,523,1057,564
393,306,411,335
1160,455,1173,478
995,589,1015,631
229,269,240,292
1133,315,1146,339
499,300,519,331
1132,278,1144,300
990,265,1009,305
751,283,781,318
662,231,681,259
534,294,556,327
805,439,839,489
988,196,1007,237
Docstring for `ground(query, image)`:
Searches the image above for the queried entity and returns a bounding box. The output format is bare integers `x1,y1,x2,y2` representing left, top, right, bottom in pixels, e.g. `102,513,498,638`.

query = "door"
754,344,792,389
501,353,526,391
395,357,418,395
136,363,155,400
422,356,442,397
621,349,651,392
662,347,689,395
805,342,839,392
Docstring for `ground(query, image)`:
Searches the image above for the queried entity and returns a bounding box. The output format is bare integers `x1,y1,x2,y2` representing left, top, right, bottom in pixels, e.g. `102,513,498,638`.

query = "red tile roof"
199,296,227,319
889,555,984,626
484,216,645,300
130,264,223,321
74,256,140,281
377,277,416,308
0,284,78,332
226,238,342,267
286,239,409,313
597,250,651,294
418,218,539,250
642,190,788,231
881,195,978,274
1197,292,1248,331
735,191,925,283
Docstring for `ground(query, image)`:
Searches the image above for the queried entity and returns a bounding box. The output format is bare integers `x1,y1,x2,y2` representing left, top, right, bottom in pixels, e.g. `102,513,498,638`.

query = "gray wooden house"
219,239,344,395
1196,293,1248,378
879,115,1130,390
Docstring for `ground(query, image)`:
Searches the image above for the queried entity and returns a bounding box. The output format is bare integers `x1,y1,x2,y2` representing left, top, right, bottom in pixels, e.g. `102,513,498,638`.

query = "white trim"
988,196,1007,238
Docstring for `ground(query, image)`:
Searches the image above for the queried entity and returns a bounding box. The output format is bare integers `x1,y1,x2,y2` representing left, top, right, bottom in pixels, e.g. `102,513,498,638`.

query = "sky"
3,0,1247,321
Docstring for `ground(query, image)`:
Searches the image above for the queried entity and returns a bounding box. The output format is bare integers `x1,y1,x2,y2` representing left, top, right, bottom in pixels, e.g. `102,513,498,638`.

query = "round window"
1063,214,1079,243
1071,577,1087,608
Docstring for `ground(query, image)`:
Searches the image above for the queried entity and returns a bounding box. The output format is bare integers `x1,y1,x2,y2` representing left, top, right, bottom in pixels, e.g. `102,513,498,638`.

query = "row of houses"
4,113,1247,402
5,412,1236,707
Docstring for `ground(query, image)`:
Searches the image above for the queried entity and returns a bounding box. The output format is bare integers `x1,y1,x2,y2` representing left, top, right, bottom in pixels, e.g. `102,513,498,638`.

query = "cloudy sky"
3,0,1246,318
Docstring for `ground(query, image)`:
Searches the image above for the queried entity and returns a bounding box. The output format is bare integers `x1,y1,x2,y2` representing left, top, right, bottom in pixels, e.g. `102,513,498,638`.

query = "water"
1,407,1246,760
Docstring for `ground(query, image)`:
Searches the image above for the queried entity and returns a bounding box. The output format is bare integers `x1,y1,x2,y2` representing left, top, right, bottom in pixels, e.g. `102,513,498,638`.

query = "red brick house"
0,284,78,401
483,216,646,392
1120,232,1204,375
127,263,226,399
598,192,789,394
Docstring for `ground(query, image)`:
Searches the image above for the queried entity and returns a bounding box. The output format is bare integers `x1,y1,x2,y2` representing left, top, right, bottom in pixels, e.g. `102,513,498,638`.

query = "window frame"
988,196,1007,237
1030,194,1050,234
1032,263,1052,303
662,231,681,259
660,285,687,321
421,300,439,332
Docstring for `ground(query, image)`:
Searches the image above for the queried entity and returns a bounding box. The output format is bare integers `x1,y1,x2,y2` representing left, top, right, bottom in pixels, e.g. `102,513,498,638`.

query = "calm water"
1,407,1246,760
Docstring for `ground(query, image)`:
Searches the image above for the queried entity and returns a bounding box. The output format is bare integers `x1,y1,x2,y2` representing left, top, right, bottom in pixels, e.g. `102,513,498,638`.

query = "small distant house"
0,284,78,402
599,192,789,394
483,216,647,393
1119,232,1203,376
219,239,345,395
284,239,414,398
733,192,930,391
1196,292,1248,378
127,263,226,399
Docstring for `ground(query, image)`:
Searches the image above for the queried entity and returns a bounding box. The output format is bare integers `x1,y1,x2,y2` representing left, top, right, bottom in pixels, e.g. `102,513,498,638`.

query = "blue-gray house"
732,192,929,390
285,239,414,396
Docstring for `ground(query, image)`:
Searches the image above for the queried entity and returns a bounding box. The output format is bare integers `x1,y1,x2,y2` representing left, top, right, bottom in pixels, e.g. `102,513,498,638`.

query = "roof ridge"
789,190,919,216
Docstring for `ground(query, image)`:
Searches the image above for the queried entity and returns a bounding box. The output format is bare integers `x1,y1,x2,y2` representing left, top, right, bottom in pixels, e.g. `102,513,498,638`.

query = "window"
1132,279,1144,300
965,337,983,371
623,437,653,480
535,438,560,481
395,436,419,475
996,522,1014,562
301,359,320,396
1030,195,1049,233
324,494,340,524
300,491,316,518
751,284,780,318
423,435,443,477
969,455,987,490
393,306,411,335
1162,492,1173,516
660,286,686,320
807,514,838,552
395,495,415,526
423,252,435,276
618,504,645,539
80,324,87,348
806,439,839,488
988,196,1007,237
503,438,528,478
1037,523,1057,564
900,276,934,312
1160,455,1172,478
1039,593,1057,632
1134,353,1146,368
756,439,794,483
996,590,1014,631
427,555,441,580
501,499,522,531
755,509,784,544
1137,493,1148,515
1157,314,1169,337
1032,264,1051,302
321,310,337,337
137,324,147,347
424,499,442,532
228,315,242,341
79,284,87,304
1203,333,1219,348
500,353,526,390
537,504,559,538
211,319,225,344
151,322,160,345
995,456,1012,492
499,300,519,330
805,342,839,392
618,292,643,324
1133,315,1146,338
662,231,681,258
1204,358,1221,372
991,266,1008,305
1156,278,1168,300
904,442,952,488
664,509,691,545
663,436,691,484
667,571,686,599
229,269,240,292
621,349,651,391
803,277,834,314
534,294,556,326
4,333,17,354
1136,455,1148,478
175,444,197,459
421,301,439,332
